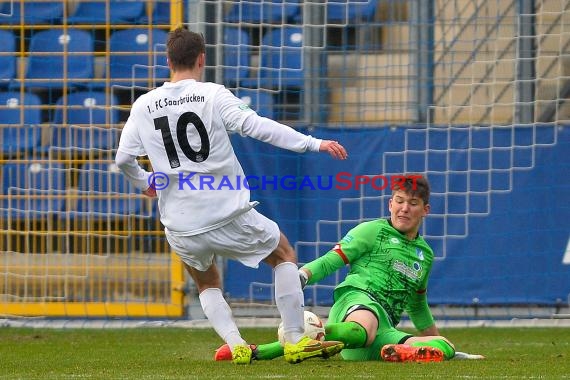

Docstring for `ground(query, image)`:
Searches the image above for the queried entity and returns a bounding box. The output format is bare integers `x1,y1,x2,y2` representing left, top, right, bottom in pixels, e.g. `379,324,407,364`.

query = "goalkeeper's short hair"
392,173,430,205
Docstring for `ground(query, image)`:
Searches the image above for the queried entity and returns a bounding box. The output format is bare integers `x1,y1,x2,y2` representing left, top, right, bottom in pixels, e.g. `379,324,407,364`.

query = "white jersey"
117,79,321,235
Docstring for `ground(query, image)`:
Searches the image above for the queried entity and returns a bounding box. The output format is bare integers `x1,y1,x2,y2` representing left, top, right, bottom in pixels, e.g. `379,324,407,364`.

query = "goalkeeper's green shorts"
328,287,411,361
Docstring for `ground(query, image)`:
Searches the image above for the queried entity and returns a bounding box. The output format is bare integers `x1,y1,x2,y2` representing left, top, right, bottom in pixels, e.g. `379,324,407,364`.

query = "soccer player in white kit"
115,27,347,364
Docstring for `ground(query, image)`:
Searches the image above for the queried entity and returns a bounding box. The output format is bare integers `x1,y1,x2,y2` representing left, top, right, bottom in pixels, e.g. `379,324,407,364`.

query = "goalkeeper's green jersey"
302,218,435,328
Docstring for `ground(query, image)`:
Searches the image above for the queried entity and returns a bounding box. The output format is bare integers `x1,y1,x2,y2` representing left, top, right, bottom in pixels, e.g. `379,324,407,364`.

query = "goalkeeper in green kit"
215,174,457,362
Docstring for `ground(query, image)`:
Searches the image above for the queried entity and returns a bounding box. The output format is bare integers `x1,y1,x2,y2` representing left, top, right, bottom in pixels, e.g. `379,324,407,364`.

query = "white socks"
199,263,306,348
199,288,245,350
274,261,305,344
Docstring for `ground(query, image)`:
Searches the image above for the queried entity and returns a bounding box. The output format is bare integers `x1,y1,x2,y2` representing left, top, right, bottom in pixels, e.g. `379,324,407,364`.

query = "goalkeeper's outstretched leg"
214,337,344,363
214,307,458,363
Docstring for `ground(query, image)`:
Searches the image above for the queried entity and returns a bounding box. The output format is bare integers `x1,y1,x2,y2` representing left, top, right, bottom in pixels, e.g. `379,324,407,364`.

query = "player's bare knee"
265,247,296,268
278,243,296,262
186,264,222,291
194,278,222,293
265,233,297,267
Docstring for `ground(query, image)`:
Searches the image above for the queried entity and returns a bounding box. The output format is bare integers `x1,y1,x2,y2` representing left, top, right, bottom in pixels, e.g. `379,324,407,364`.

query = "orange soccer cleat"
381,344,444,363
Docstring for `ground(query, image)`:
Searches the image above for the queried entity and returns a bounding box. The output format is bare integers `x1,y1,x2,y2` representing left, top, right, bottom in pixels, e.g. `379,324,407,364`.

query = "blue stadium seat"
52,91,119,126
21,29,94,90
47,91,119,153
1,161,67,219
234,88,275,119
73,163,143,217
225,0,301,24
246,26,305,89
326,0,378,23
49,124,119,153
0,91,42,156
0,1,64,25
0,30,16,88
94,28,169,89
68,0,145,24
223,27,251,87
139,0,188,24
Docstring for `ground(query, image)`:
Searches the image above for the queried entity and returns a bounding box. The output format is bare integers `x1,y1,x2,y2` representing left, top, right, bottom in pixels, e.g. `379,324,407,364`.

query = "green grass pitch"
1,327,569,379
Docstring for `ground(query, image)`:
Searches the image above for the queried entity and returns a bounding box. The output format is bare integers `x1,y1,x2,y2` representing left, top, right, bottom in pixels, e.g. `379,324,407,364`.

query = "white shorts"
165,208,280,271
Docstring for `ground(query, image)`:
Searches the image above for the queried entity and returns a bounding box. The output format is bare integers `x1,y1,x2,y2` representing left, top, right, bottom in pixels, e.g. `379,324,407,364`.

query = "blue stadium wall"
223,125,570,306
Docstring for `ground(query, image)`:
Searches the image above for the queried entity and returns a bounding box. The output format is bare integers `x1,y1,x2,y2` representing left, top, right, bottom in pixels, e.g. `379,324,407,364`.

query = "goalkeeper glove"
299,269,309,289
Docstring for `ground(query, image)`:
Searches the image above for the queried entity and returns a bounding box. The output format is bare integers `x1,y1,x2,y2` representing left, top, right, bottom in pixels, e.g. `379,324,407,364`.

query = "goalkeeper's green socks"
254,341,284,360
410,338,455,360
324,321,368,349
254,321,368,360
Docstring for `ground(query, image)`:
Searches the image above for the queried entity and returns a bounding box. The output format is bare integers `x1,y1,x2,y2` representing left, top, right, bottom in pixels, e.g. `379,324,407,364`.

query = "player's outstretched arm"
239,114,349,157
319,140,348,160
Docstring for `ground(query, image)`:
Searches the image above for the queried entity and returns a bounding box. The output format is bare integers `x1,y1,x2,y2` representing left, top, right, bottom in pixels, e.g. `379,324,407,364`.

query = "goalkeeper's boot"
381,344,444,363
231,344,254,365
214,343,257,361
283,336,344,364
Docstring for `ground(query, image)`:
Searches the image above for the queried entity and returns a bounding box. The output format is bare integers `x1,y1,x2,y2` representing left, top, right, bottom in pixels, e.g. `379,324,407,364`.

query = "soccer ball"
277,310,326,345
